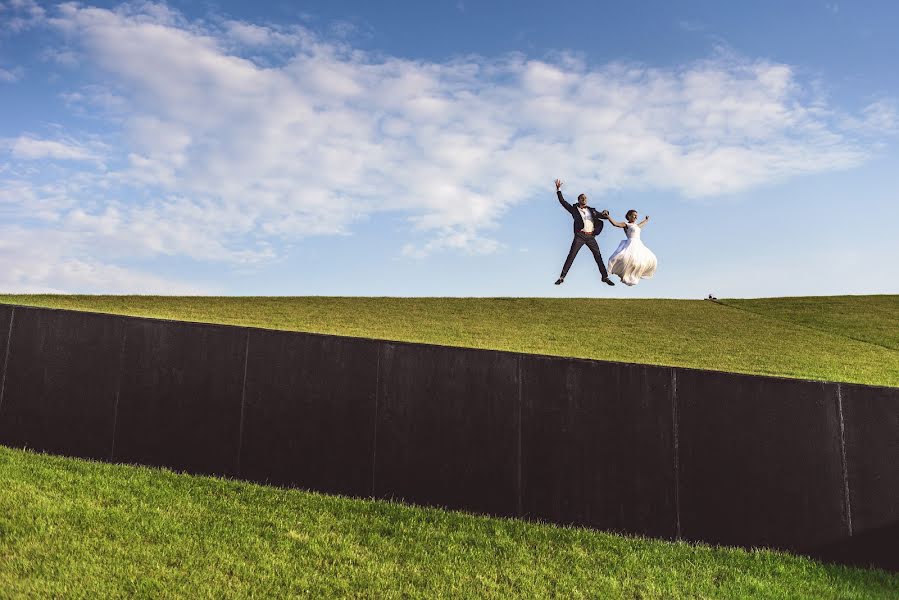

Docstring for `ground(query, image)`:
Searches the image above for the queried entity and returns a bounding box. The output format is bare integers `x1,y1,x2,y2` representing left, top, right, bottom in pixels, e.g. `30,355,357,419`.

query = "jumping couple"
554,178,657,287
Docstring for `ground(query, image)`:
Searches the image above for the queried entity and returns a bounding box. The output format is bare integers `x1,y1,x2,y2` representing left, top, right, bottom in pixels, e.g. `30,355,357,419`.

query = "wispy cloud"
0,66,23,82
0,225,210,294
677,19,706,32
5,135,101,161
2,0,45,32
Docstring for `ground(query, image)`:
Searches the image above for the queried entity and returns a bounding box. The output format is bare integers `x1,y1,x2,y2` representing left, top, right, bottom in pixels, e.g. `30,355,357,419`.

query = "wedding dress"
607,222,657,286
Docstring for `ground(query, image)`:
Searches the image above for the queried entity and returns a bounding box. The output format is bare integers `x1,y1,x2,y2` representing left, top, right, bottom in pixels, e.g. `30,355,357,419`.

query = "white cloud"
0,225,209,294
401,227,502,260
221,20,305,49
6,135,101,161
860,99,898,133
1,0,895,287
40,47,80,66
3,0,44,31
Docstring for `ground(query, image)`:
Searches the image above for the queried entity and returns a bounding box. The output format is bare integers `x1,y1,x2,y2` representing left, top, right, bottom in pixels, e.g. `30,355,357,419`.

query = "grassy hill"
1,446,896,599
1,294,896,386
721,296,899,351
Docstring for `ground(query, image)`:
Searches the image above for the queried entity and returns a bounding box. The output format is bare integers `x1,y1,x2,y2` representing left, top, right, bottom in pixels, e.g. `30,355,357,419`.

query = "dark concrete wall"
676,370,847,553
112,318,247,477
374,342,520,517
240,329,378,496
0,307,124,460
0,304,895,572
520,355,677,539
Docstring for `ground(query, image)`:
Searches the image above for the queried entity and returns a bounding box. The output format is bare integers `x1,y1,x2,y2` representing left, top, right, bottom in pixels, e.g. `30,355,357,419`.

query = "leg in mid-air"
556,235,586,284
584,236,614,285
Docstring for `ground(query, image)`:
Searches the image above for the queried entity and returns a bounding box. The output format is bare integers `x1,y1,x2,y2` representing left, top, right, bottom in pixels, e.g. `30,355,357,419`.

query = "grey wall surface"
0,304,895,572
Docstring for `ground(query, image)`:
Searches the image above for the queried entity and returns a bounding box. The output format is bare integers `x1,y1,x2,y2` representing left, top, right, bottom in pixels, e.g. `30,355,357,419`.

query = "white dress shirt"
577,206,594,233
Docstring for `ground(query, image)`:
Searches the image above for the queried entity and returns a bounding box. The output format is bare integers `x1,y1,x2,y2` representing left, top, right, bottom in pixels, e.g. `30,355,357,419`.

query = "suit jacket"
557,191,605,235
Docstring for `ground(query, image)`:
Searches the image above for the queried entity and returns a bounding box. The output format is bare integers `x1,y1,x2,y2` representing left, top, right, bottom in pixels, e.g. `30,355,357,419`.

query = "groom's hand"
600,209,610,219
554,179,562,190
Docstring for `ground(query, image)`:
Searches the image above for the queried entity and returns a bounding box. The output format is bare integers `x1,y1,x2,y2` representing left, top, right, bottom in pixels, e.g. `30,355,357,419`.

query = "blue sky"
1,1,897,298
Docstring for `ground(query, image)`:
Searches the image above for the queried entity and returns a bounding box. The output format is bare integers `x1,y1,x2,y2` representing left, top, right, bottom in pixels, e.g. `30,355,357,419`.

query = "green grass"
1,294,897,387
721,296,899,351
1,447,896,599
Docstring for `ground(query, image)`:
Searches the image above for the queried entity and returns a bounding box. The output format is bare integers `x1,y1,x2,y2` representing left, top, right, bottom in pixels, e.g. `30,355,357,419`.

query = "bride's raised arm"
638,216,650,228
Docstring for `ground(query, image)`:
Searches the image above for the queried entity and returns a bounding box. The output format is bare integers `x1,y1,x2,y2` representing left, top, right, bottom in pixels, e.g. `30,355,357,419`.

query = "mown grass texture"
1,447,897,599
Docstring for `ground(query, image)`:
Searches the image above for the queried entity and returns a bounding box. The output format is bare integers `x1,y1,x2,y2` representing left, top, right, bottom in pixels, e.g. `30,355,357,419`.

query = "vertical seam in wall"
0,307,15,416
371,343,381,497
836,382,853,536
671,368,681,540
109,323,128,460
235,331,250,477
516,354,523,518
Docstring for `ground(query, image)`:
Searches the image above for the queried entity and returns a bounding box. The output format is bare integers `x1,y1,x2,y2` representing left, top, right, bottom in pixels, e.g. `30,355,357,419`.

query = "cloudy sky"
1,1,898,297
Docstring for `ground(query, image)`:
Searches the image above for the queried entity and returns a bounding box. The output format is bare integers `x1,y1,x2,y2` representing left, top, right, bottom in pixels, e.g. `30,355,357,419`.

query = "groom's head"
577,193,587,207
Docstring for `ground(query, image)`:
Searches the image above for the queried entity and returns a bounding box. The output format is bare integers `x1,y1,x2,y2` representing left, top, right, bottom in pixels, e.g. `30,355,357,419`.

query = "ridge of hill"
0,295,896,387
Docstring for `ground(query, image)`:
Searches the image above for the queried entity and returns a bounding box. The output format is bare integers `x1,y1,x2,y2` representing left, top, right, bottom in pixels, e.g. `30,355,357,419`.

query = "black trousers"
560,232,608,279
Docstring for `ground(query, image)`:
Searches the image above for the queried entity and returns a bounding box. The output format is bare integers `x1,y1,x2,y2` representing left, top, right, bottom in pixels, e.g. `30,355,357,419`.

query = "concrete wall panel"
374,342,519,517
0,307,123,459
841,383,899,535
520,356,677,538
112,318,246,476
0,304,12,382
825,382,899,570
239,330,378,496
677,369,846,552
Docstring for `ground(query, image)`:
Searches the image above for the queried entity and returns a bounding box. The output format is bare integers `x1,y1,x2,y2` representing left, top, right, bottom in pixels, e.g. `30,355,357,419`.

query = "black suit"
557,190,609,279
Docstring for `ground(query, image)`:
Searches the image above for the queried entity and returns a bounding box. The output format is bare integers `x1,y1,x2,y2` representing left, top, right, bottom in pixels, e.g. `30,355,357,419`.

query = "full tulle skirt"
608,239,657,286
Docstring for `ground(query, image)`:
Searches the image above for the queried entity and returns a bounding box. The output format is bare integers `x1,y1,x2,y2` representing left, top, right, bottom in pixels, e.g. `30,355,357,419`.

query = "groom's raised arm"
555,179,574,212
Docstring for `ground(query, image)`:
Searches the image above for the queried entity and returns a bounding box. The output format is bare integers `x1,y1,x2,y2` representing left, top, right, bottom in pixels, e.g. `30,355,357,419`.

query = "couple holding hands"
554,178,657,287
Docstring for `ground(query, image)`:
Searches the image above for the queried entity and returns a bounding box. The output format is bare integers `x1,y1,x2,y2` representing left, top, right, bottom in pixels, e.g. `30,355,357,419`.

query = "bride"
605,209,657,286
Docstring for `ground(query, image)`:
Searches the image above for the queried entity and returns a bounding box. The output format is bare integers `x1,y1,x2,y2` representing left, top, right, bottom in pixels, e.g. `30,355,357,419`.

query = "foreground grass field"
1,447,896,599
1,294,897,386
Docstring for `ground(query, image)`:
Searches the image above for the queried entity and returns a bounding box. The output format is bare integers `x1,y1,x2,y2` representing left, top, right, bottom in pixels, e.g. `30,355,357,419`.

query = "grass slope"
1,295,896,386
1,447,897,599
721,296,899,351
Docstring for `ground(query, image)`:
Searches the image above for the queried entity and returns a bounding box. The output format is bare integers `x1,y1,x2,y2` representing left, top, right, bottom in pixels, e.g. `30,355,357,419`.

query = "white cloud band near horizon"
0,1,896,292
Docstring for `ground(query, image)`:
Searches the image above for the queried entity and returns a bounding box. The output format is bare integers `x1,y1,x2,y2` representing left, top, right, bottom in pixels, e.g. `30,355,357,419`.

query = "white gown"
608,222,657,286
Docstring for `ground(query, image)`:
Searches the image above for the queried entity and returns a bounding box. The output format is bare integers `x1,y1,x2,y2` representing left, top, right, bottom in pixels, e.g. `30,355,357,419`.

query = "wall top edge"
2,303,894,391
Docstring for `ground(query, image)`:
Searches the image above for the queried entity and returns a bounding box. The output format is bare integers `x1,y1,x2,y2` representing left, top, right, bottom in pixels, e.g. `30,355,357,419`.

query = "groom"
554,178,614,286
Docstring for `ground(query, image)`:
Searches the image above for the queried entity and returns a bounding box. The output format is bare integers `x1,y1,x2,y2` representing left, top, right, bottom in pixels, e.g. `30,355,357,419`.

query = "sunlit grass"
1,446,896,599
1,294,896,386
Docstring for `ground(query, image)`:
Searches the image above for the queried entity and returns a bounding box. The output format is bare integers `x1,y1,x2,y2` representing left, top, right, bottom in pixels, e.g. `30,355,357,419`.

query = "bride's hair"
626,209,638,220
